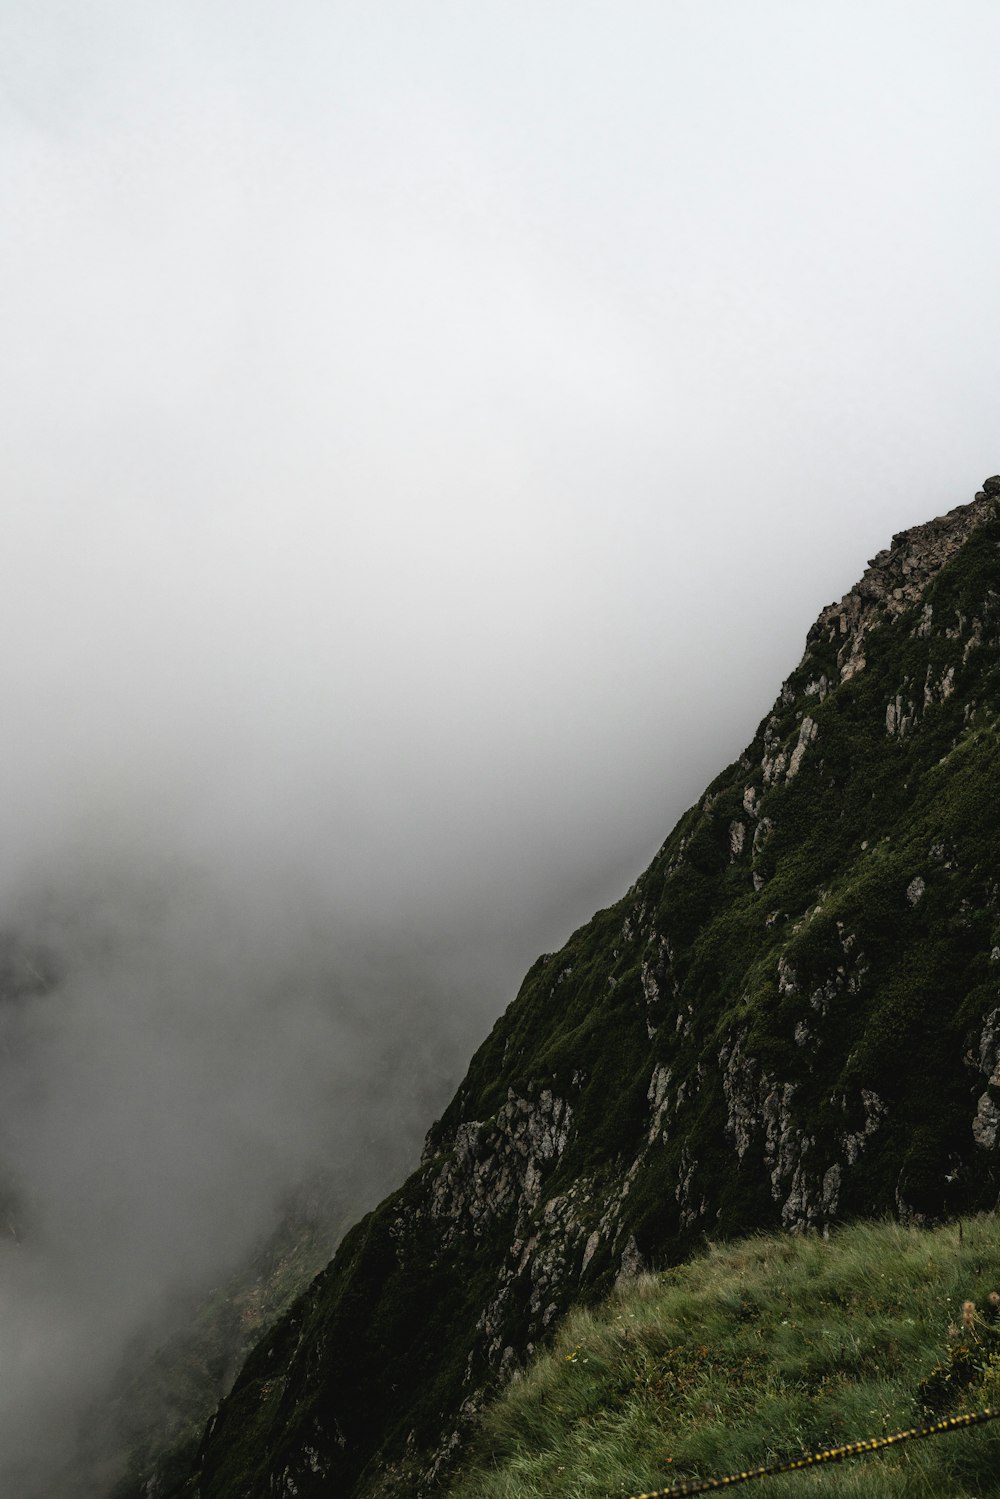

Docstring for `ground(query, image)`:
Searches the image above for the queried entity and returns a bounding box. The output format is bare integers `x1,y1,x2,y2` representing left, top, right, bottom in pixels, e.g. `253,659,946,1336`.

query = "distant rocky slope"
167,478,1000,1499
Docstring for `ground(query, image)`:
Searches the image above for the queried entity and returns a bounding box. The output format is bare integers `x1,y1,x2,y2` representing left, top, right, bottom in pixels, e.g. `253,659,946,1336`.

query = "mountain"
164,477,1000,1499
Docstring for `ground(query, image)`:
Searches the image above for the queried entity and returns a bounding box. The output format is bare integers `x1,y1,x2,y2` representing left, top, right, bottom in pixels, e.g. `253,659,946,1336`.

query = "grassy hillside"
448,1215,1000,1499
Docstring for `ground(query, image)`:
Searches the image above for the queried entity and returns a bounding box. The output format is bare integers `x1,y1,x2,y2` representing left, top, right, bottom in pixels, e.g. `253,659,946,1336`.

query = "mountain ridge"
163,476,1000,1499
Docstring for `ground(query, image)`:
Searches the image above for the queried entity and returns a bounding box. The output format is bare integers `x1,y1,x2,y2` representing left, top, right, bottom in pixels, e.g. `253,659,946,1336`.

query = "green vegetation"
448,1216,1000,1499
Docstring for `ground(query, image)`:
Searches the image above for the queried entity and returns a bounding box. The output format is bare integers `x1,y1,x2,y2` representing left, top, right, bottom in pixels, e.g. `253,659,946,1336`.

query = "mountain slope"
173,478,1000,1499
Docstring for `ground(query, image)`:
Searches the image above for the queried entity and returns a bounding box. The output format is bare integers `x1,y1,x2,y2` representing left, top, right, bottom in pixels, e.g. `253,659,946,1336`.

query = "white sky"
0,4,999,1488
1,1,997,938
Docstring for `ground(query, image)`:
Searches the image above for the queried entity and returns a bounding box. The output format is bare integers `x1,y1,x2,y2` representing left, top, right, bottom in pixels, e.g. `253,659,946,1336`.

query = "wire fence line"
626,1406,1000,1499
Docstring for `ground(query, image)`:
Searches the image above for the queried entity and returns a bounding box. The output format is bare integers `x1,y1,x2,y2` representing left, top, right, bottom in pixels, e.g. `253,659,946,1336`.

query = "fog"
1,1,999,1491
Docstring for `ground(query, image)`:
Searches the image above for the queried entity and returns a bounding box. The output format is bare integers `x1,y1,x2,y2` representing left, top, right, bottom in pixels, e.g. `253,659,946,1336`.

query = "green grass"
447,1216,1000,1499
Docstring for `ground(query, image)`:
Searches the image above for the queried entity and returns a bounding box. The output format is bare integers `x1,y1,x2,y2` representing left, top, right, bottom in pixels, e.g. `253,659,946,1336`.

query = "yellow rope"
627,1406,1000,1499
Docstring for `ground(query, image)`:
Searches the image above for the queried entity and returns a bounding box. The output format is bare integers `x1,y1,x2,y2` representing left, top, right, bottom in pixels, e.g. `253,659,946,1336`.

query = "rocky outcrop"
805,485,995,683
971,1009,1000,1150
426,1089,574,1238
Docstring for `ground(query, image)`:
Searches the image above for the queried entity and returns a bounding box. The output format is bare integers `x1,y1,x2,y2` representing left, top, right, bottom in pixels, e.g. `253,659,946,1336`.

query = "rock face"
171,481,1000,1499
808,491,994,683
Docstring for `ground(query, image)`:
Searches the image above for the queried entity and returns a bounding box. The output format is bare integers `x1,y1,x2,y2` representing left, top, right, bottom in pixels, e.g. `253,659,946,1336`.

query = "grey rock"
617,1234,646,1282
973,1094,1000,1150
